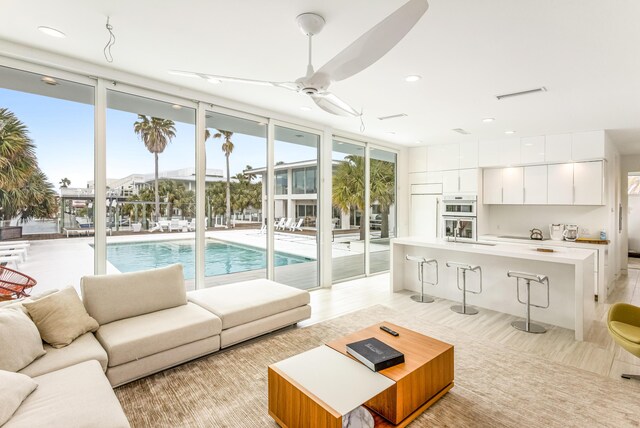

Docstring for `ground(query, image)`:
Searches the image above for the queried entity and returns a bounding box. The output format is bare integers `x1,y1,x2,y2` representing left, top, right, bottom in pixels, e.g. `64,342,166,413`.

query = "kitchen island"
391,237,596,341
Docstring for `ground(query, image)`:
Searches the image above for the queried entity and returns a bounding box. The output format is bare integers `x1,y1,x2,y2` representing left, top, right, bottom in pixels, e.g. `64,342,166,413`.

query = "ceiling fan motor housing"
302,87,319,95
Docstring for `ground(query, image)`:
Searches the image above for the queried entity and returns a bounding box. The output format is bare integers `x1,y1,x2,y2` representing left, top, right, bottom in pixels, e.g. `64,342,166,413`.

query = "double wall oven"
442,195,477,241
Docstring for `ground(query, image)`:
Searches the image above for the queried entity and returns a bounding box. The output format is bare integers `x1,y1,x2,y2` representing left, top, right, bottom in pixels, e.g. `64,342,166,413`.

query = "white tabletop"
272,345,395,416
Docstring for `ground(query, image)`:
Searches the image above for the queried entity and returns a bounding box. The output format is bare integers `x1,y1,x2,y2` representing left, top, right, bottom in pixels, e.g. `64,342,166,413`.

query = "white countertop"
392,236,595,265
480,234,608,250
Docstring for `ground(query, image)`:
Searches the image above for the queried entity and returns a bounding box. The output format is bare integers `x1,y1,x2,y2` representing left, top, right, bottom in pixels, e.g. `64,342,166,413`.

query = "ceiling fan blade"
168,70,299,90
314,0,429,83
311,92,361,117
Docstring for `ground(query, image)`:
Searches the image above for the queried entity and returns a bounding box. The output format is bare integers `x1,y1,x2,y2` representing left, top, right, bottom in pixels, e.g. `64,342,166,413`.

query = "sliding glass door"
203,110,267,286
273,125,320,289
369,148,397,274
331,139,366,282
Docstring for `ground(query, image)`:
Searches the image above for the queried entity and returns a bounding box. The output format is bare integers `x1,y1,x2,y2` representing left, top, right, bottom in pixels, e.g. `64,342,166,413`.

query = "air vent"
377,113,408,121
496,87,547,100
452,128,471,135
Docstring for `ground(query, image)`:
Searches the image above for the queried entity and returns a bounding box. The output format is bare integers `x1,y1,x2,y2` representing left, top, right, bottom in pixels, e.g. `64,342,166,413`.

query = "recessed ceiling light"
295,134,304,138
38,26,66,38
207,77,221,84
482,118,495,123
416,140,423,144
257,122,266,126
523,143,533,147
300,106,312,111
171,104,182,110
387,131,396,135
505,130,516,135
405,75,421,82
41,76,58,85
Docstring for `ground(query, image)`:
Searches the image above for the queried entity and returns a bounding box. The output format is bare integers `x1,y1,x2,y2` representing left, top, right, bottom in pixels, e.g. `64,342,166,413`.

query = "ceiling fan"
170,0,429,117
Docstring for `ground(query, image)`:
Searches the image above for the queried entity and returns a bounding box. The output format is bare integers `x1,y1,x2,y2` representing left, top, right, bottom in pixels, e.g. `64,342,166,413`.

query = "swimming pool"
106,239,314,280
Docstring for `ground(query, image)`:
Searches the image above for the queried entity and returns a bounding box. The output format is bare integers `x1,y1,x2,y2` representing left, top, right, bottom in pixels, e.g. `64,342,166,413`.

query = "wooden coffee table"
268,322,454,427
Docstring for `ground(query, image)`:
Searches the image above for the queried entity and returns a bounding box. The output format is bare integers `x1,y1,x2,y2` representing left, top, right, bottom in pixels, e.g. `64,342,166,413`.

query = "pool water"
106,240,314,280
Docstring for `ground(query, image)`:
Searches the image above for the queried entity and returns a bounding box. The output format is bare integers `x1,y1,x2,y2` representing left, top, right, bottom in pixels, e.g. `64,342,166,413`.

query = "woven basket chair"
0,266,37,300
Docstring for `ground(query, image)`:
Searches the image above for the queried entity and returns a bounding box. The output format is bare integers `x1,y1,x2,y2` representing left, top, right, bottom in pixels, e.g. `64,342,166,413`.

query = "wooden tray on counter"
575,238,609,245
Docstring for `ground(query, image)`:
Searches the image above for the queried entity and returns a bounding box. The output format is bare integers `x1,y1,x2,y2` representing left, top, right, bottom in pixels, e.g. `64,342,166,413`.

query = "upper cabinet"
520,136,545,164
573,161,603,205
479,138,520,167
478,140,502,167
427,144,457,171
572,130,606,161
484,161,603,206
458,141,479,169
427,142,477,171
408,146,428,173
545,134,572,162
442,169,478,194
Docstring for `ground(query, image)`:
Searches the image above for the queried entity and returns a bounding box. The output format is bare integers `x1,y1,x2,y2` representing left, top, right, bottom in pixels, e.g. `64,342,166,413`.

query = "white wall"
485,205,609,238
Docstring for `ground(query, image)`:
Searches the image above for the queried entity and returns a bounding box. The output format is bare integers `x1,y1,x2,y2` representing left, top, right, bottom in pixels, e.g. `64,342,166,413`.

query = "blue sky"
1,87,332,191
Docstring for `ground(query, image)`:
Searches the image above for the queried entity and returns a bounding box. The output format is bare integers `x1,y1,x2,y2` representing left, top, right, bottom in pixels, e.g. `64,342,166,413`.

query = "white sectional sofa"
1,264,311,426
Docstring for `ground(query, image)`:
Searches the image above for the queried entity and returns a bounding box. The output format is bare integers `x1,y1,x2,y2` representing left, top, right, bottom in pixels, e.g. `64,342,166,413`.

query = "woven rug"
115,305,640,427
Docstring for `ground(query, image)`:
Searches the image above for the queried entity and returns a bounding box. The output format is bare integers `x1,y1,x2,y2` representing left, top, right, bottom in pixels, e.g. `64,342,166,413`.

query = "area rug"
115,305,640,427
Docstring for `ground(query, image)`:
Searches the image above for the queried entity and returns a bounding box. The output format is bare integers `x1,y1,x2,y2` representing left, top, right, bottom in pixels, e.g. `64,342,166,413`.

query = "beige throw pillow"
24,287,99,349
0,308,46,372
0,370,38,425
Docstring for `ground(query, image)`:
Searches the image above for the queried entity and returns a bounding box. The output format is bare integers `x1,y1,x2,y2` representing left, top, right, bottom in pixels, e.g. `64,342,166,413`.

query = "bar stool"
507,271,550,334
446,262,482,315
405,255,438,303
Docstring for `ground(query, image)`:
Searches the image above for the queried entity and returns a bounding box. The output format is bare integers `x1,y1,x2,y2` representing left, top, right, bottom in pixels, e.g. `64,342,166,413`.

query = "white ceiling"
1,0,640,151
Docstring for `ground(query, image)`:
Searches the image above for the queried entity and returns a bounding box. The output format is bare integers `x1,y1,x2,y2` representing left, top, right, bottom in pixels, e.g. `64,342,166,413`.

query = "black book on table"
346,337,405,372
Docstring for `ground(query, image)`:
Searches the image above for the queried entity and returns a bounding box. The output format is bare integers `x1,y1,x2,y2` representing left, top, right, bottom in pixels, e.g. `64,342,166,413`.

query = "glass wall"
203,111,267,286
106,90,197,288
369,148,397,274
331,140,366,282
0,65,94,292
274,125,320,289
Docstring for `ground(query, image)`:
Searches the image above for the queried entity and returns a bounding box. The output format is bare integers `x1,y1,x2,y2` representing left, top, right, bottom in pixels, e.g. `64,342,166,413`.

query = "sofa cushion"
0,308,45,372
4,360,130,428
81,264,187,325
23,287,99,348
96,303,222,367
187,279,310,330
0,370,37,426
19,332,108,378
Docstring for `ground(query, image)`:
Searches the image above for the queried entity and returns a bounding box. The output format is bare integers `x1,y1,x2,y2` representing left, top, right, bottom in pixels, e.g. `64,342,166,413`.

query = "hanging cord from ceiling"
103,17,116,63
359,109,365,133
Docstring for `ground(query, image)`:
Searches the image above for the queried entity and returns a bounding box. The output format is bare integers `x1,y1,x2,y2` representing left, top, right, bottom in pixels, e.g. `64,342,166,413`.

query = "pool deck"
11,227,390,294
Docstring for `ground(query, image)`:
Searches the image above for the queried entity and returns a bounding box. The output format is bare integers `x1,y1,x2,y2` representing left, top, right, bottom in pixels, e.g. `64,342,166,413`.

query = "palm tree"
332,155,396,239
133,115,176,222
0,108,57,223
213,130,234,228
244,165,256,183
59,177,71,188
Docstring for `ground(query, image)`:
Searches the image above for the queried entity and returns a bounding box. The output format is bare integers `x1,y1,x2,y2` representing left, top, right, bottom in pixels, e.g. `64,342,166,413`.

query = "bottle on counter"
600,230,607,240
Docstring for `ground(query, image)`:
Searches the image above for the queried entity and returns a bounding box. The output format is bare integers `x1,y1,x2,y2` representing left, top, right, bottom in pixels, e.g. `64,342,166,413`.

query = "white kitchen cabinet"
427,144,459,171
502,167,524,204
500,138,521,166
545,134,572,162
547,163,574,205
409,172,428,185
441,170,460,193
572,130,605,161
459,141,479,168
442,169,478,194
573,161,603,205
520,136,545,164
478,140,501,167
426,171,443,184
483,168,503,204
524,165,548,204
408,146,428,173
459,168,478,193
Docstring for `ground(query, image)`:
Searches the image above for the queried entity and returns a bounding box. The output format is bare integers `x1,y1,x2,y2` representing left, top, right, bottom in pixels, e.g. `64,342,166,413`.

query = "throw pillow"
0,370,38,425
0,308,46,372
24,287,99,349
